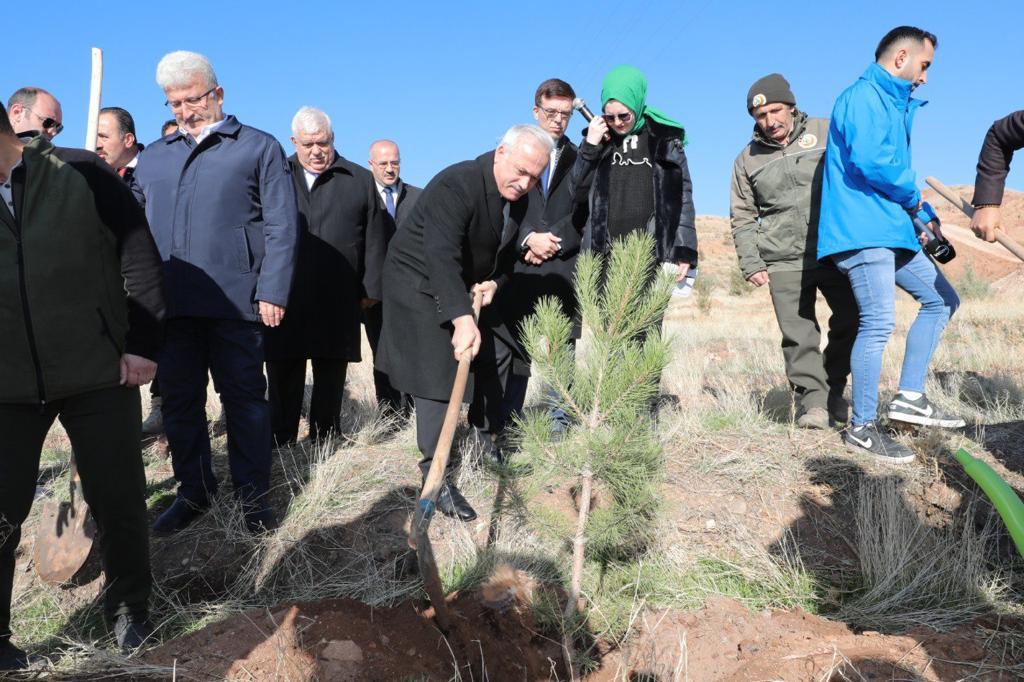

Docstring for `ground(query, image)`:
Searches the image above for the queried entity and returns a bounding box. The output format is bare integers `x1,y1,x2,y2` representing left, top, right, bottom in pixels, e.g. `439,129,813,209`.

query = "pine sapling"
518,232,674,677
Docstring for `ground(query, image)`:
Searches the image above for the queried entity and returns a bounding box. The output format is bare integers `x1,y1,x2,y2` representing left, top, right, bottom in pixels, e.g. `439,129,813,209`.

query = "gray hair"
156,51,218,91
499,124,555,155
291,106,333,138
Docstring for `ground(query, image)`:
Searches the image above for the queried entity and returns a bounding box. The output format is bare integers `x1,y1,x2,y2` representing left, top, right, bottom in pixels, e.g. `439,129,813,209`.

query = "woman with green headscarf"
573,65,697,282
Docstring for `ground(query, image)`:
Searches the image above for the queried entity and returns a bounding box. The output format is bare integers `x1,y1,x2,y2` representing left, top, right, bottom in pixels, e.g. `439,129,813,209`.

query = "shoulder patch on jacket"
797,133,818,149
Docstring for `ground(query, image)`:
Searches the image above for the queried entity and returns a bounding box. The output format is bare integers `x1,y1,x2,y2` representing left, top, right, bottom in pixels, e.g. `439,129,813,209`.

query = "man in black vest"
364,139,420,417
0,102,165,669
501,79,588,428
375,125,551,521
264,107,387,444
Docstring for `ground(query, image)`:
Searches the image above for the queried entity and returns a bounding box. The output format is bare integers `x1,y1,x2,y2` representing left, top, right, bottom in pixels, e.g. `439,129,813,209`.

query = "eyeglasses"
602,112,634,124
373,161,400,169
25,107,63,135
164,87,217,111
539,107,572,121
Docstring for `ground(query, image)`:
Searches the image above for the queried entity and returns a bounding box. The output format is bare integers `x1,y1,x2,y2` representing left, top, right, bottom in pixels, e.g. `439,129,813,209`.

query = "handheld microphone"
572,98,595,122
573,98,609,142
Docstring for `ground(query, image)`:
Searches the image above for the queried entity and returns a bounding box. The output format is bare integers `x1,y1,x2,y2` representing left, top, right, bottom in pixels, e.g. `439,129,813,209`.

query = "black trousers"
266,358,348,444
363,303,411,415
159,318,270,506
0,386,150,641
413,329,515,478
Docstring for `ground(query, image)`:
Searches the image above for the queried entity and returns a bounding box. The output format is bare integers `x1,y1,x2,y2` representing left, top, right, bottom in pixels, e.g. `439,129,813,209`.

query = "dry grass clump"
837,476,1004,632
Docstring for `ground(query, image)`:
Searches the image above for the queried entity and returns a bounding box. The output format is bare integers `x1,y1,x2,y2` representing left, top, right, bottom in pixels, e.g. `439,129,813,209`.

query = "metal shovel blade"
33,461,96,584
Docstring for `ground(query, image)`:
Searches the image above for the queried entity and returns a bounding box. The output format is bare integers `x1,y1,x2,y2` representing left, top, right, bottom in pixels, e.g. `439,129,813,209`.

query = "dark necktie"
384,186,396,218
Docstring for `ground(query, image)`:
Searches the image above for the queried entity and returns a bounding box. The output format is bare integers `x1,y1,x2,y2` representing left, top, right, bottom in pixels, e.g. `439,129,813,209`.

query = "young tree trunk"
561,466,593,680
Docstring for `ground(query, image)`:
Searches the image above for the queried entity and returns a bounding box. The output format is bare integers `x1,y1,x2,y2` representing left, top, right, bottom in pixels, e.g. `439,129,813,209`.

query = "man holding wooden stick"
376,125,550,521
970,110,1024,242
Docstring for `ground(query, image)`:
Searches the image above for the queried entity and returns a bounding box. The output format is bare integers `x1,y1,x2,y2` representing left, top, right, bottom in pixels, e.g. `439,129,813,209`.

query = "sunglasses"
25,107,63,135
602,112,634,124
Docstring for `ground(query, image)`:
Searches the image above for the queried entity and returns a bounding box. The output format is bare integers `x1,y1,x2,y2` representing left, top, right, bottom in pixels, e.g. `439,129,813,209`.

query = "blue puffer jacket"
817,64,932,260
132,115,298,321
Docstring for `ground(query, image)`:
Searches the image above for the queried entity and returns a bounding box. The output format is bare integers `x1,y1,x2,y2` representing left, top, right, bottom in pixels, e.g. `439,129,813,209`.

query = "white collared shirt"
0,157,22,219
548,142,561,184
303,168,319,190
190,117,228,144
376,179,402,208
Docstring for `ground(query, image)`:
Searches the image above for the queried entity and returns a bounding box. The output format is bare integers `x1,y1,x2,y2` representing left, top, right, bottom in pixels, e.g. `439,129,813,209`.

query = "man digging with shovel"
0,101,165,670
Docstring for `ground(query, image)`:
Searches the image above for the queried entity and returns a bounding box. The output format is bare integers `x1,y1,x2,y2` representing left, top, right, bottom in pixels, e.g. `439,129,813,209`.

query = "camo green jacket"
729,112,829,278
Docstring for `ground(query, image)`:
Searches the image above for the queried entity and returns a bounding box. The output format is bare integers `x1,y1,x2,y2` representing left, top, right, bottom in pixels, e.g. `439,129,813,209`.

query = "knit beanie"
746,73,796,113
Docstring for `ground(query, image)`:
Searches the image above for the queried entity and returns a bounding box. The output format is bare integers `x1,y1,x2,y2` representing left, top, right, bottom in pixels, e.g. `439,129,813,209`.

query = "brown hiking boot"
796,407,830,430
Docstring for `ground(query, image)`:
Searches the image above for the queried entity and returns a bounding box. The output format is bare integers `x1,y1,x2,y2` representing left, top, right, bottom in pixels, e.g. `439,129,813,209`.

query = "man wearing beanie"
730,74,858,431
818,27,961,464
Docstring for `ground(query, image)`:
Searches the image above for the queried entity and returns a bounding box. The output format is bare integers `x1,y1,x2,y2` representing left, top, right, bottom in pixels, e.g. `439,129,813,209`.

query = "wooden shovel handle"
925,176,1024,264
85,48,103,151
410,289,485,545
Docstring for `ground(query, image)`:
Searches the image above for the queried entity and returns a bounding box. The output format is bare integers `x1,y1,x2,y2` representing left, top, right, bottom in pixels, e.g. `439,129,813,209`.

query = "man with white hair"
264,107,387,445
131,51,298,534
376,125,551,521
6,87,63,141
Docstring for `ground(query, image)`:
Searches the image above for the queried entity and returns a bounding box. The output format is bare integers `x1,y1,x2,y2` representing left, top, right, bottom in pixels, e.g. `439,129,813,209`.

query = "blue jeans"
831,248,959,426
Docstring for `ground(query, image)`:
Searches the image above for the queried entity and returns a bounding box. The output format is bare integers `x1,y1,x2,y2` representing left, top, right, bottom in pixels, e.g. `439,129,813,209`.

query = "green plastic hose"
956,448,1024,558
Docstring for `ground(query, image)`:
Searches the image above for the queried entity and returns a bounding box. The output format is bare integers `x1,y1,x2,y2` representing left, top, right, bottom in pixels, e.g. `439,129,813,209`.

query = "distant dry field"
9,213,1024,680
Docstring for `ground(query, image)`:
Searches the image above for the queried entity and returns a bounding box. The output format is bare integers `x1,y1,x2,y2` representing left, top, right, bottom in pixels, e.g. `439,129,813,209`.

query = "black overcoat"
365,182,422,302
375,152,527,401
498,138,588,339
264,152,387,362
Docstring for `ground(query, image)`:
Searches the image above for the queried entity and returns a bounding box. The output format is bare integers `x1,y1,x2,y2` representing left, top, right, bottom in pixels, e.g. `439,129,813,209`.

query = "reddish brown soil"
144,590,566,681
592,596,1018,682
144,592,1019,681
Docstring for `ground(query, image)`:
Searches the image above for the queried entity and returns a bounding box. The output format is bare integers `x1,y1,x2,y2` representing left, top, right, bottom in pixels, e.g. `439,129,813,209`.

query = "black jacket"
375,152,526,401
973,110,1024,207
573,118,697,264
365,180,421,302
264,153,387,362
498,137,588,338
0,138,164,403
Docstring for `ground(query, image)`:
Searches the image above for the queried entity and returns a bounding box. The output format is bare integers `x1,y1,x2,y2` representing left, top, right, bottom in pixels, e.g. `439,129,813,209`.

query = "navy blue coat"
132,115,299,322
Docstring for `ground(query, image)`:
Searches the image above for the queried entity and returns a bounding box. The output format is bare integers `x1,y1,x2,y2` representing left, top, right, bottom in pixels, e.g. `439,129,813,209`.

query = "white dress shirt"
0,158,22,219
375,179,402,208
191,117,228,144
303,168,319,190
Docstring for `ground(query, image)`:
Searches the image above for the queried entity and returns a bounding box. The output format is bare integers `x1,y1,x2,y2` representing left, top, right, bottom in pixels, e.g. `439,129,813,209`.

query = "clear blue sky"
7,0,1021,216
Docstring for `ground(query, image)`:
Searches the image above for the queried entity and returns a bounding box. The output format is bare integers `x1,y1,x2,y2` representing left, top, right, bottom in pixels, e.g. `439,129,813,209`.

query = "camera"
913,202,956,264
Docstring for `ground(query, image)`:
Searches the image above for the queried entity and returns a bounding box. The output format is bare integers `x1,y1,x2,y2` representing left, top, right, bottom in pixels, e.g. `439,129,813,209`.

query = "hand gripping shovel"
34,457,97,584
408,290,484,633
925,176,1024,263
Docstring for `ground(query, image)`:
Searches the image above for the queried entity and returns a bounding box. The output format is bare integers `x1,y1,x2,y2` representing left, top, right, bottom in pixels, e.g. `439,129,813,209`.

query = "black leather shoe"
436,483,477,521
114,613,154,652
243,503,279,534
0,639,28,671
152,497,209,535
